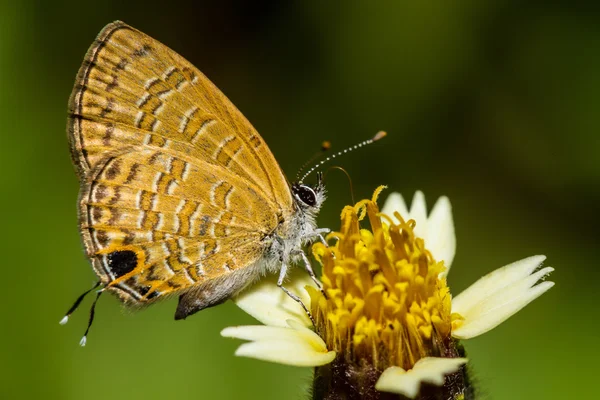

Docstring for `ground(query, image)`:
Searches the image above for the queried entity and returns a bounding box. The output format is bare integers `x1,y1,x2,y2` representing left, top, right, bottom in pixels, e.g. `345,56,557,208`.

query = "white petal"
409,191,428,238
233,273,314,328
221,323,335,367
221,319,327,350
381,191,456,275
452,255,554,339
221,325,301,342
425,196,456,274
381,192,410,223
375,357,468,398
234,339,335,367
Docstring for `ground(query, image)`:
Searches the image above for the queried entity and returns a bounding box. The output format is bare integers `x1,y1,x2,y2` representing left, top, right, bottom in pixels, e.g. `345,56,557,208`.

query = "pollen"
309,186,453,371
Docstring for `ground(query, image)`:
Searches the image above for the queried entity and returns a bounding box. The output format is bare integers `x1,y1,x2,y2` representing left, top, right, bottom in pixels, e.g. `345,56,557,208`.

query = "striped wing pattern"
68,21,292,304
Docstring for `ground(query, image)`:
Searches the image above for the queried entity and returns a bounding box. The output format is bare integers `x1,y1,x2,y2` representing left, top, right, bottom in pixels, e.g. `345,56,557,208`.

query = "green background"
1,1,597,399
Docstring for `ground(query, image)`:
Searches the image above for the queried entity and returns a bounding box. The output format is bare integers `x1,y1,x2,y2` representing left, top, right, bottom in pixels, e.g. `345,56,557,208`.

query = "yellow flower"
222,188,554,399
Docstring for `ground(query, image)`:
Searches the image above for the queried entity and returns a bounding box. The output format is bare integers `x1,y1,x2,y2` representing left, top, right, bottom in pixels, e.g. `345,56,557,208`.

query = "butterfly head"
293,172,326,214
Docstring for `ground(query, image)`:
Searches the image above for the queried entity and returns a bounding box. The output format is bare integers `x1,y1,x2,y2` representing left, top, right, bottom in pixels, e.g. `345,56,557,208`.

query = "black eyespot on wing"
136,283,160,300
107,250,138,278
292,184,317,207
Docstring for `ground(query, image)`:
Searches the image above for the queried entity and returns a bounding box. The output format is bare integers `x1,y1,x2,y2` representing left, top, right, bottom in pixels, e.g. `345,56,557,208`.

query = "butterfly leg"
298,250,328,300
311,228,336,260
312,228,338,263
277,263,315,326
314,228,330,247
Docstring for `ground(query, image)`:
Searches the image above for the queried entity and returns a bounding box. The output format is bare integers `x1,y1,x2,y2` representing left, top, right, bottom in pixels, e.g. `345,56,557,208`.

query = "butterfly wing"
67,21,293,315
81,147,272,308
68,21,292,208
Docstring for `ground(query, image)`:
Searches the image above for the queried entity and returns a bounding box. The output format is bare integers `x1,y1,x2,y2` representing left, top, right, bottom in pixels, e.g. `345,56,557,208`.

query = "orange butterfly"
62,21,383,345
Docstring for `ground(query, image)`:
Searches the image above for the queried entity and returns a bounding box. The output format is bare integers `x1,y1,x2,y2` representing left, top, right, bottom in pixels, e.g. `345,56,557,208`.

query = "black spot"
137,284,149,296
136,284,158,299
107,250,138,278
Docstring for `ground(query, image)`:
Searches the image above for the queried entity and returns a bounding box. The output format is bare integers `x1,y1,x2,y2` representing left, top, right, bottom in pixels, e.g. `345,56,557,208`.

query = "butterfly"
63,21,385,343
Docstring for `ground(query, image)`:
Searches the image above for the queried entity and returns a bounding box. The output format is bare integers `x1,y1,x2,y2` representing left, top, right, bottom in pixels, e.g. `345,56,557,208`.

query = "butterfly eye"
293,184,318,207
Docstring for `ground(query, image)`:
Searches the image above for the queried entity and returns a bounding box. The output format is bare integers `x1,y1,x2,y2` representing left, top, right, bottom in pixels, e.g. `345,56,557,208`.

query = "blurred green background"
1,1,598,399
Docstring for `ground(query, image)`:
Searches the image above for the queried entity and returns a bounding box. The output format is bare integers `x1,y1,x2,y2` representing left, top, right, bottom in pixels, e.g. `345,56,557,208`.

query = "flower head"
222,188,554,399
309,186,455,371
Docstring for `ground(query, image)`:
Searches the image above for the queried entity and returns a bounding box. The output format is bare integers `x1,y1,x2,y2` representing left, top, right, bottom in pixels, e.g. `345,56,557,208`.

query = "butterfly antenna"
79,288,104,347
296,141,332,181
324,166,356,205
300,131,387,183
59,281,101,325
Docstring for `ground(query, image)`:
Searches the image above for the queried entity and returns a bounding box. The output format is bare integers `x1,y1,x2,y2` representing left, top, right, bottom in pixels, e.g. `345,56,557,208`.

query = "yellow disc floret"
309,186,452,371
